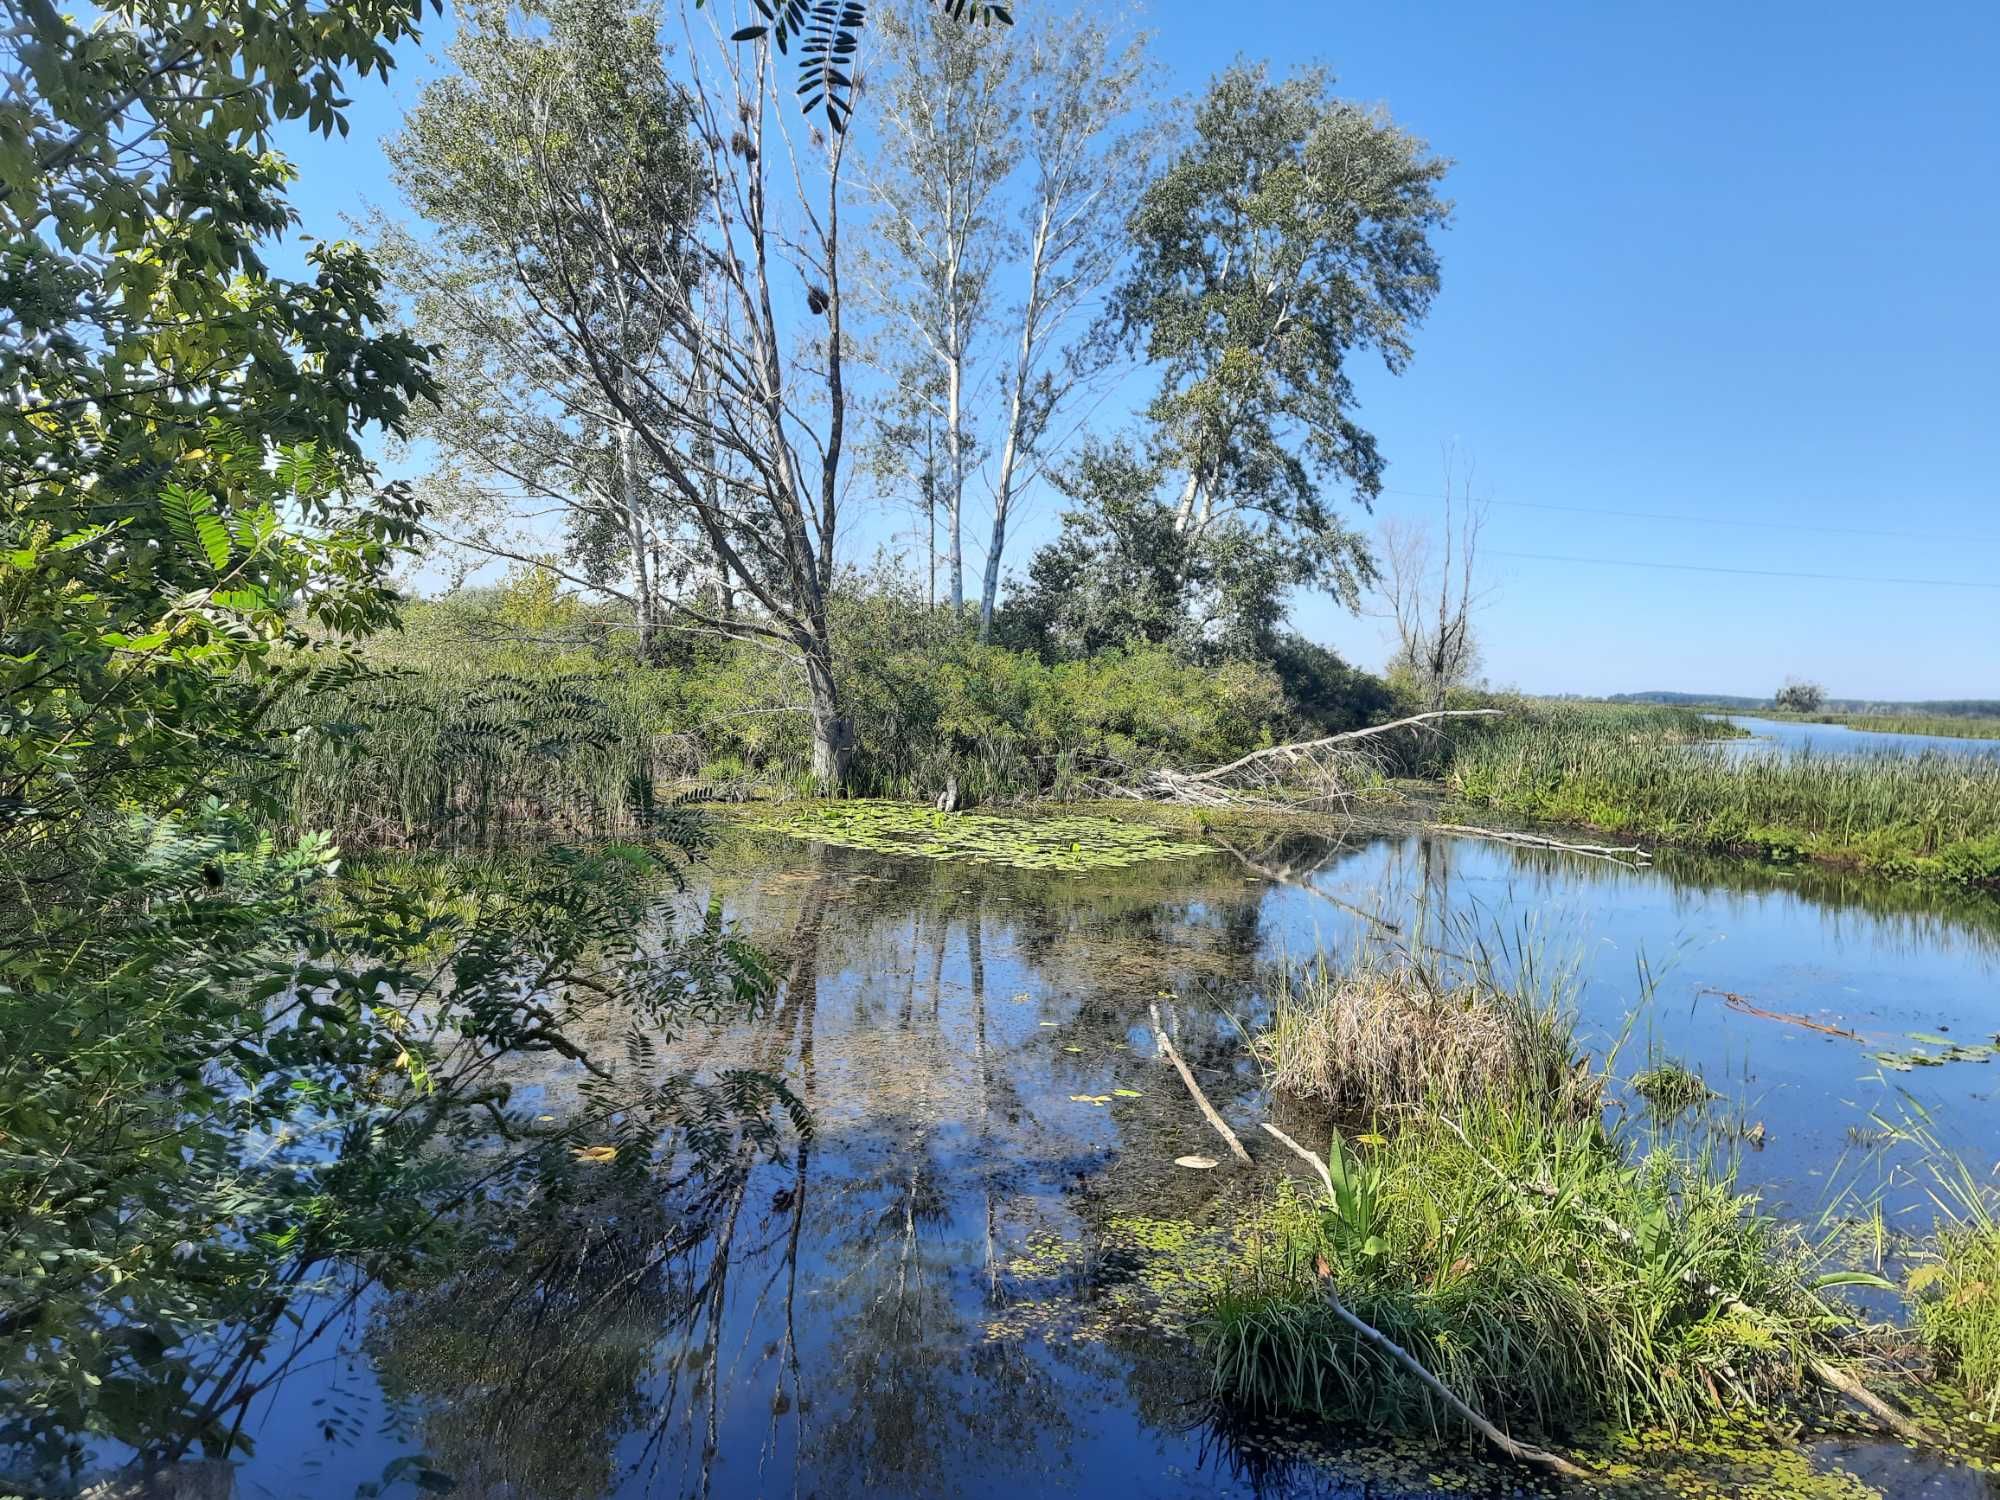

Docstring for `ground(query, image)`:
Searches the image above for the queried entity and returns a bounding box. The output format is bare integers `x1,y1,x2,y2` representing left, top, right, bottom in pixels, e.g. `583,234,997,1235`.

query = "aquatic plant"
1834,714,2000,742
1441,705,2000,888
755,800,1216,871
1254,952,1588,1119
1631,1058,1715,1117
1913,1220,2000,1423
1892,1123,2000,1422
1198,1099,1849,1440
1870,1032,1998,1071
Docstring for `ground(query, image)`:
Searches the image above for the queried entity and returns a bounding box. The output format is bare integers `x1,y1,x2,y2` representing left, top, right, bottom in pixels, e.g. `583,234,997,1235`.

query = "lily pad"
755,801,1214,871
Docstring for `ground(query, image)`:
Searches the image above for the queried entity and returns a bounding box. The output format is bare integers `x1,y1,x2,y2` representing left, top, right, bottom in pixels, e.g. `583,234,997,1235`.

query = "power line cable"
1485,548,2000,593
1378,488,2000,548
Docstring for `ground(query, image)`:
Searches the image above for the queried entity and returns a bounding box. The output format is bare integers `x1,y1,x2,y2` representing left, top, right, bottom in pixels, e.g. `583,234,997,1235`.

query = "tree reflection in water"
354,824,2000,1500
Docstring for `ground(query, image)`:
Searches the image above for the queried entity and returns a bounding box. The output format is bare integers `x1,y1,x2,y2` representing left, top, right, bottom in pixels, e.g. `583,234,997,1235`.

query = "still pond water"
1720,716,2000,761
223,822,2000,1500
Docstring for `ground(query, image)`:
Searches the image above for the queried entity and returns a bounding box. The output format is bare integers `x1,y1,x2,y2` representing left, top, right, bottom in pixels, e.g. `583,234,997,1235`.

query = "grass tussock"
1254,952,1588,1119
1443,705,2000,888
1199,1099,1845,1439
1631,1059,1714,1118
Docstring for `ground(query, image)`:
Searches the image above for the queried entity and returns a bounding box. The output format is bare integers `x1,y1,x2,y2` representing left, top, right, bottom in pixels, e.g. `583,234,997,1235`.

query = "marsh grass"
285,666,681,844
1835,714,2000,742
1443,706,2000,887
1200,1099,1844,1439
1889,1123,2000,1421
1254,952,1589,1119
1631,1058,1715,1118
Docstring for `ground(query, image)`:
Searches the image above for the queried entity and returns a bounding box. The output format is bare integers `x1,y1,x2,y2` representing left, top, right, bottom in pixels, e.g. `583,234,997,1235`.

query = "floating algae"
756,800,1216,872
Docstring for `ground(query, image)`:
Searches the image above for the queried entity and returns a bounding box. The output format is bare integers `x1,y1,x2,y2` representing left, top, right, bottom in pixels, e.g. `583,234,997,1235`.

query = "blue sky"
280,0,2000,700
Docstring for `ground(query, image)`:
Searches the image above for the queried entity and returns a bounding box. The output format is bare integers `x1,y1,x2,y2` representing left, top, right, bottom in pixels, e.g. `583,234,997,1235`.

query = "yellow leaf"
573,1144,618,1164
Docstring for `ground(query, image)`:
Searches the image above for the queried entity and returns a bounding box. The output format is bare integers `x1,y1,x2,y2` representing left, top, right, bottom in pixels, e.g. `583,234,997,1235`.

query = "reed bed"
284,666,689,845
1443,706,2000,887
1836,714,2000,742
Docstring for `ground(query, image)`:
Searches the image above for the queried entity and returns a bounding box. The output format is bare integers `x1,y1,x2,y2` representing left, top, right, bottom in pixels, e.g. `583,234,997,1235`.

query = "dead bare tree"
1376,448,1490,712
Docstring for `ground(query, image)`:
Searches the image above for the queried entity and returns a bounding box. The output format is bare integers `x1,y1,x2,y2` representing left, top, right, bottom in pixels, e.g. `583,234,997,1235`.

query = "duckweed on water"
755,800,1215,871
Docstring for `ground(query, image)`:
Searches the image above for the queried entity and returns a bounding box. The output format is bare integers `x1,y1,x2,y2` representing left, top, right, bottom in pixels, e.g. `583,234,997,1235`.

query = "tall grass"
1836,714,2000,742
1199,1097,1843,1438
285,666,688,844
1883,1119,2000,1421
1443,705,2000,887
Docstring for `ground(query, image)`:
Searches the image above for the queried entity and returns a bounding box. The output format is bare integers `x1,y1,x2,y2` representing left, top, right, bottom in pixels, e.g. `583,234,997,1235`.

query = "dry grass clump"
1254,955,1587,1118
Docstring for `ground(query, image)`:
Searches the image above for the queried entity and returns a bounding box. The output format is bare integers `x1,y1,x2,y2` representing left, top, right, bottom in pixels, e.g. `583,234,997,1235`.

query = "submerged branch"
1426,823,1652,866
1150,1001,1250,1164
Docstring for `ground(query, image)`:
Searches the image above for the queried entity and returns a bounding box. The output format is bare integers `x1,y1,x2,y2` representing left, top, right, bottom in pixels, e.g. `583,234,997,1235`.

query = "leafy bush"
296,575,1311,824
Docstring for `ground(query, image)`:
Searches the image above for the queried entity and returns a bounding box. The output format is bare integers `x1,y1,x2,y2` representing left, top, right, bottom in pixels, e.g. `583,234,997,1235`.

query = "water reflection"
237,823,2000,1498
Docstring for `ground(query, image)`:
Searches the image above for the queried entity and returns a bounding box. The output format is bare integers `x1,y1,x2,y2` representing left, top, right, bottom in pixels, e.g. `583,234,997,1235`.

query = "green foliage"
0,4,800,1483
1774,680,1827,714
1836,715,2000,742
1199,1101,1845,1440
298,577,1309,823
1108,61,1450,604
2,0,437,833
1631,1059,1716,1118
702,0,1014,136
377,0,704,663
1438,703,2000,888
1909,1193,2000,1422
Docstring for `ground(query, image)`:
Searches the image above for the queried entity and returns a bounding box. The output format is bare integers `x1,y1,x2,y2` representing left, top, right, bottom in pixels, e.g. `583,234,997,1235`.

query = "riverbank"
1435,707,2000,890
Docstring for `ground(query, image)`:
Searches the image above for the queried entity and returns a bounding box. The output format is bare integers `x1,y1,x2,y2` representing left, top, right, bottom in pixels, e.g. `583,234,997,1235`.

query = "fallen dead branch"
1258,1122,1589,1479
1104,709,1504,810
1800,1351,1935,1445
1700,987,1863,1042
1151,1001,1251,1164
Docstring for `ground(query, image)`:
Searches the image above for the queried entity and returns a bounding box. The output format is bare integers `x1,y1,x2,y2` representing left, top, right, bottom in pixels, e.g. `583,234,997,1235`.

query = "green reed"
1836,714,2000,742
1442,705,2000,887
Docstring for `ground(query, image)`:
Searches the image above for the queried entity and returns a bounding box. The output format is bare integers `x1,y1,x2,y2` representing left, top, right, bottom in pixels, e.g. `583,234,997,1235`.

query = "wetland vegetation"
9,0,2000,1494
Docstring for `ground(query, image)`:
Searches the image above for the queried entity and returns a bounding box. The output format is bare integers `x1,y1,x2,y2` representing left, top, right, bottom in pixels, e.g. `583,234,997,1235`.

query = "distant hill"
1609,692,2000,717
